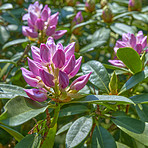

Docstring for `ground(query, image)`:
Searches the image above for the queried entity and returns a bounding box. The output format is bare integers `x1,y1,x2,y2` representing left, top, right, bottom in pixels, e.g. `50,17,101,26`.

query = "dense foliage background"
0,0,148,147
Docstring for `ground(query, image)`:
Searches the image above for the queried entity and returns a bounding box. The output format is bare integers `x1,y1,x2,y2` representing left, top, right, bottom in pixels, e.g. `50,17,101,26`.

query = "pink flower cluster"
72,11,83,26
22,1,67,40
109,31,148,67
21,37,91,102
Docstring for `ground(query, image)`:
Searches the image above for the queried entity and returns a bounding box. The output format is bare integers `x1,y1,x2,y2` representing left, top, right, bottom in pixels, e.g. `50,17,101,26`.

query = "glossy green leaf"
71,95,134,105
91,27,110,42
80,41,106,54
41,123,57,148
92,125,116,148
0,83,28,99
118,122,148,146
135,104,148,122
119,69,148,94
116,142,130,148
0,96,48,126
130,93,148,104
0,25,10,44
117,47,142,74
56,122,73,135
66,116,93,148
0,3,13,10
59,105,89,117
0,124,24,142
15,134,41,148
82,60,110,93
112,116,145,134
2,38,29,50
110,23,136,35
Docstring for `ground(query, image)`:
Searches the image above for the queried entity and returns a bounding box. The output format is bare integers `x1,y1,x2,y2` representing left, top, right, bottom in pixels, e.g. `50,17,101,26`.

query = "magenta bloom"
128,0,142,11
21,37,91,102
22,1,67,40
72,11,83,26
109,31,148,67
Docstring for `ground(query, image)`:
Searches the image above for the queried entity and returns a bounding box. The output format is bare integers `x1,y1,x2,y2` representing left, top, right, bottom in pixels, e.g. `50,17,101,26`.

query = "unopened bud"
102,6,113,23
128,0,142,11
85,0,96,12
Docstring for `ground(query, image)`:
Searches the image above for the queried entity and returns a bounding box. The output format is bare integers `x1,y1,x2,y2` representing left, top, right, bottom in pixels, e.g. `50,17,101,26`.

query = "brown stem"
126,104,130,114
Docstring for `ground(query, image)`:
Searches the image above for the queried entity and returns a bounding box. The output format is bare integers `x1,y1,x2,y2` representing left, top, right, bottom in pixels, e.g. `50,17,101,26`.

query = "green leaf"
71,95,134,105
56,122,73,135
118,122,148,146
0,124,24,142
80,41,106,54
91,27,110,42
0,83,28,99
15,134,41,148
0,25,10,44
130,93,148,104
2,39,29,50
103,64,129,73
0,3,13,10
110,23,136,35
116,142,130,148
119,69,148,94
117,47,142,74
41,123,57,148
112,116,145,134
82,60,110,93
92,125,116,148
66,116,93,148
59,105,89,117
135,104,148,122
71,20,97,32
0,96,48,126
0,59,16,65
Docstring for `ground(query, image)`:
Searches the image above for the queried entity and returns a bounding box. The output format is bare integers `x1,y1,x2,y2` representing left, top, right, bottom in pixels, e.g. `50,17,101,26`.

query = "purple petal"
26,28,38,38
49,12,59,26
46,25,56,36
31,46,42,63
52,47,65,68
70,72,92,91
22,13,29,21
46,37,56,56
140,36,147,49
24,89,47,102
40,43,51,63
108,60,126,67
135,44,142,54
64,42,75,60
30,12,38,25
130,34,136,49
69,56,82,78
22,26,29,36
63,55,76,74
59,70,69,89
41,5,48,21
21,67,39,87
39,69,54,87
27,57,41,76
35,18,44,30
53,30,67,40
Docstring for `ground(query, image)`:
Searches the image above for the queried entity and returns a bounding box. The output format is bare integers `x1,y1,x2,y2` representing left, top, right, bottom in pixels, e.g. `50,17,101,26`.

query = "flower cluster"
21,37,91,102
22,1,67,41
109,31,148,67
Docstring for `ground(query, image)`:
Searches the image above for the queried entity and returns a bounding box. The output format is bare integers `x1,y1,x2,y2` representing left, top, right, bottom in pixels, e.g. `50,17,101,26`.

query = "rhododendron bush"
0,0,148,147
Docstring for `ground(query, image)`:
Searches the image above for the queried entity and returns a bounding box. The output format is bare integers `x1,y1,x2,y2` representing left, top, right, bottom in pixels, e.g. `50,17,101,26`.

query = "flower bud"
85,0,96,12
52,47,65,68
102,5,113,23
21,68,41,87
39,69,54,87
63,55,76,74
64,42,75,60
128,0,142,11
40,43,51,63
35,18,44,30
59,70,69,89
30,12,37,25
70,72,92,91
26,28,38,38
41,5,48,21
24,89,47,102
46,25,56,36
49,12,59,26
31,46,42,63
53,30,67,40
